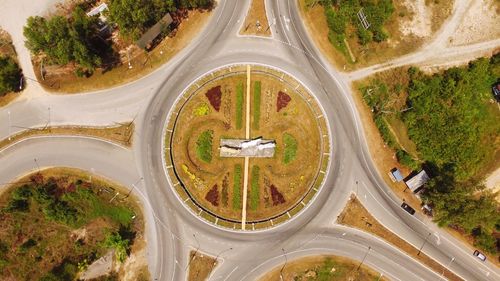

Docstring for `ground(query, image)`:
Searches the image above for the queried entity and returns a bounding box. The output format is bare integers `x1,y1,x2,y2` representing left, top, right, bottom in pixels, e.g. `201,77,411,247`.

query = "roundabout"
163,64,331,230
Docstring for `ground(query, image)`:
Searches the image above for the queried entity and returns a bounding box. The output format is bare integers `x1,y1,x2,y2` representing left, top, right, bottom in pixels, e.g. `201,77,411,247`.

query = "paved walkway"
241,65,251,230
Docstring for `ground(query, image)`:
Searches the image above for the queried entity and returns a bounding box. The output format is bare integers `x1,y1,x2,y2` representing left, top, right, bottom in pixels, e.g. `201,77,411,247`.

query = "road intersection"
0,0,499,280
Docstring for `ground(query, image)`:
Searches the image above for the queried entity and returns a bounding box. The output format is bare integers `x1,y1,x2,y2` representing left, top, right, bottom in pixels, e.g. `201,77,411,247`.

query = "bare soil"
239,0,271,37
338,196,462,281
297,0,453,70
259,255,386,281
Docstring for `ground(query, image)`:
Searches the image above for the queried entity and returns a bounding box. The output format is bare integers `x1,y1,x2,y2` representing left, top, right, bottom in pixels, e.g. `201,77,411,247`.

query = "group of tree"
0,55,21,95
23,5,107,76
106,0,214,40
402,55,500,253
310,0,394,53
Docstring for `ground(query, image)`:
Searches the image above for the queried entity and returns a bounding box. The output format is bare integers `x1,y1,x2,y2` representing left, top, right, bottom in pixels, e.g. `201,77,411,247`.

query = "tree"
0,56,21,95
104,232,130,262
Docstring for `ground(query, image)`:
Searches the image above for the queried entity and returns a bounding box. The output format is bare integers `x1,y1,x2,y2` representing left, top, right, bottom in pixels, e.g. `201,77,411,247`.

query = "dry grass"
338,196,462,281
425,0,454,32
259,255,386,281
0,122,134,151
188,250,217,281
0,167,145,281
239,0,271,37
33,10,212,94
171,67,322,222
297,0,437,70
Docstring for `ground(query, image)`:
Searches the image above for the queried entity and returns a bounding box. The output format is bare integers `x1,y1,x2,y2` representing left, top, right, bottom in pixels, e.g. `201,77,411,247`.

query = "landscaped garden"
166,65,330,228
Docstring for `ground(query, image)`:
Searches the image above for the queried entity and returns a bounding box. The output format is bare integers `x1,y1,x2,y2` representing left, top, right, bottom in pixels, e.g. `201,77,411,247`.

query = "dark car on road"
473,250,487,262
401,202,416,215
492,82,500,102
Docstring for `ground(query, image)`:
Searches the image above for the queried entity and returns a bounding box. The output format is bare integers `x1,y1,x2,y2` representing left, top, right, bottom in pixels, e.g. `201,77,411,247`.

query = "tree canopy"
0,56,21,95
23,6,103,73
107,0,214,40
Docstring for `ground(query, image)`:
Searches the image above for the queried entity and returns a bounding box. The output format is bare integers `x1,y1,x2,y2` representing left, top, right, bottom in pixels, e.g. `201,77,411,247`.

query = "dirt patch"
450,0,500,46
34,9,212,93
259,255,386,281
188,251,217,281
239,0,271,37
297,0,452,70
0,122,134,151
338,196,462,281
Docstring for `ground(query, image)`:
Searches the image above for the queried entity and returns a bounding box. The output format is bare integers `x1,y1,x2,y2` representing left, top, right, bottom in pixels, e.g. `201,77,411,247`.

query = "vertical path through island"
241,65,251,230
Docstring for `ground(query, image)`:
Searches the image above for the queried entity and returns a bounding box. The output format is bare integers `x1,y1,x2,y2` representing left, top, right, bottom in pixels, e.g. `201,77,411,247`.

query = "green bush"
396,149,419,170
104,232,130,263
0,56,21,95
253,81,261,130
236,82,244,129
283,133,298,164
249,166,260,211
233,164,242,210
374,116,396,148
195,130,213,163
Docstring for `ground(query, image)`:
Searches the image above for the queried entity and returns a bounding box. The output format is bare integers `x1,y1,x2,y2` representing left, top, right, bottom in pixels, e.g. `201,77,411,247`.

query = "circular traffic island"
164,65,330,230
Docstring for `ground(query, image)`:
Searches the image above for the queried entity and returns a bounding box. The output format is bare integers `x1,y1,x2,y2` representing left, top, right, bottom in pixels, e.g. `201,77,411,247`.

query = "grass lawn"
232,164,242,210
196,130,214,163
283,133,298,164
253,81,261,130
260,254,386,281
249,165,260,211
236,82,244,129
0,168,143,281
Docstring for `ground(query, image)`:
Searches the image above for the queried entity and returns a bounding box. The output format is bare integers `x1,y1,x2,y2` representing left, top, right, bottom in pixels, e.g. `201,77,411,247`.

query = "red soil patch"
276,91,291,112
270,185,285,206
205,86,222,111
205,184,219,207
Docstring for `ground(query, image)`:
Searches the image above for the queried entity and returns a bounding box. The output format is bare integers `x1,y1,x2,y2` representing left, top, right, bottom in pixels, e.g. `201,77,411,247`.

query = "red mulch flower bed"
205,184,219,206
276,91,291,112
270,184,285,206
205,86,222,111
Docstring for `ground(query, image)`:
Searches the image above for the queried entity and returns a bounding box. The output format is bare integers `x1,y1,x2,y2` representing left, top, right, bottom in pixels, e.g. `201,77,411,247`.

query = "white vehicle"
473,250,486,262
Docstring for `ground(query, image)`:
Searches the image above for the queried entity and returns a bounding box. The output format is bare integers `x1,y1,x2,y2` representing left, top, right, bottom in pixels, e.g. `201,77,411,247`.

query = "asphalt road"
0,0,499,280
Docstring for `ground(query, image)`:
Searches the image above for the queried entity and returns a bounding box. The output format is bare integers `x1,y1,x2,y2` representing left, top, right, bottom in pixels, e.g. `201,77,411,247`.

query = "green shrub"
195,130,213,163
396,149,419,170
233,164,242,210
236,82,244,129
0,56,21,95
253,81,261,130
104,232,130,263
283,133,298,164
249,166,260,211
374,116,396,148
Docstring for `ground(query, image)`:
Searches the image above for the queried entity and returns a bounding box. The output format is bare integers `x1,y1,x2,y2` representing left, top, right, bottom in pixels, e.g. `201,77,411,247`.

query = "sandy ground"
449,0,500,46
485,168,500,195
80,250,114,280
399,0,432,38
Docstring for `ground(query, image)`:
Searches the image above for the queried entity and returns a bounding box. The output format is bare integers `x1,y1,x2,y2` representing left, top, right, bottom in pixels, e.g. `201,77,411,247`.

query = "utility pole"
440,257,455,280
186,234,200,271
417,233,431,256
34,158,40,172
357,246,371,271
7,111,11,141
209,247,233,277
125,177,143,198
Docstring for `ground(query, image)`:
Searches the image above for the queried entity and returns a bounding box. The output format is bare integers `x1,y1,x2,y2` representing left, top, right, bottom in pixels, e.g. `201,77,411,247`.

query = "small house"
136,14,173,50
404,170,430,193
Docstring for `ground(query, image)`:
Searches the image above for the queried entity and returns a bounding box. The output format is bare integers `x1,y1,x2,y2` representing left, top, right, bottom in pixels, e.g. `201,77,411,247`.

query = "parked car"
492,82,500,102
401,202,416,215
473,250,486,262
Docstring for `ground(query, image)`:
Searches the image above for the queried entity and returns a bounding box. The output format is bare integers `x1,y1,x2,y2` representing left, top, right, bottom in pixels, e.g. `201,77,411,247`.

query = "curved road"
0,0,499,281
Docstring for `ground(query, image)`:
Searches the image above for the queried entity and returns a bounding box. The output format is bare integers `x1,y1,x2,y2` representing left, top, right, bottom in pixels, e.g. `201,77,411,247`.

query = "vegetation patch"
0,29,22,102
283,133,298,164
236,82,244,129
249,166,260,211
205,184,219,207
188,250,217,281
233,164,242,210
195,130,214,163
277,91,291,112
270,185,285,206
0,169,143,281
253,81,262,129
205,86,222,112
356,55,500,257
193,102,211,116
260,254,386,281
